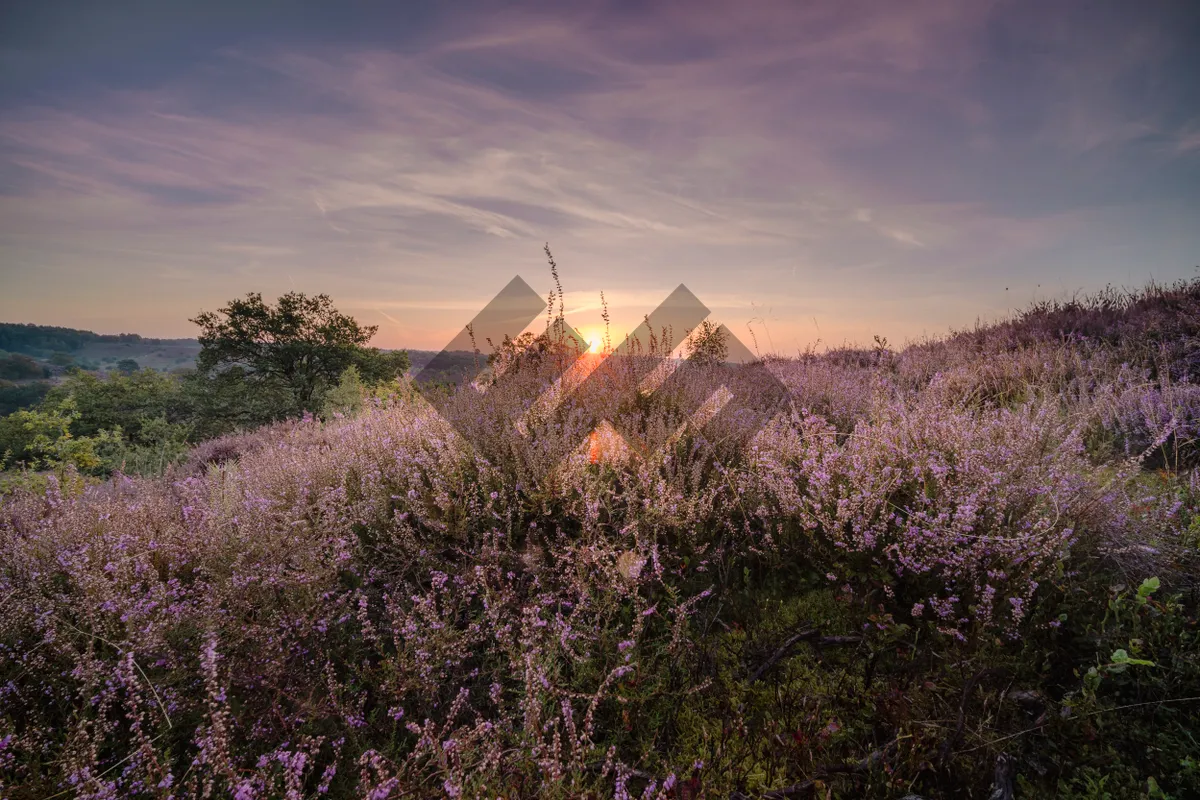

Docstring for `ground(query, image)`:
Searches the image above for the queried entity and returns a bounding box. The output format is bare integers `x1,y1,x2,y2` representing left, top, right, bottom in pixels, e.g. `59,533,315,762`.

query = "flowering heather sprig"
747,397,1113,634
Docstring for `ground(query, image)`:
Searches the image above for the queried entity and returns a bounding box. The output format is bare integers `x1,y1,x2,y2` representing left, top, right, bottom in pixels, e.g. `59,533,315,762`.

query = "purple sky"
1,0,1198,353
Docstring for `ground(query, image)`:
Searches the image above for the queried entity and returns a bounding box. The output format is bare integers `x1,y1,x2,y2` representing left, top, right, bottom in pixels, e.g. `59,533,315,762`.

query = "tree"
0,380,51,416
353,347,411,386
0,398,123,474
42,368,188,447
178,367,294,441
49,352,75,367
0,354,47,380
116,358,140,374
322,365,366,418
191,292,378,412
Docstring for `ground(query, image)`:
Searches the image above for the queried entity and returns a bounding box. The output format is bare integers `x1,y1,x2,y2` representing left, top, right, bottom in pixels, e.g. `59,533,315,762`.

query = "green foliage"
353,347,410,386
322,365,366,418
0,321,145,356
0,403,71,467
191,291,378,411
0,354,47,380
48,351,74,366
1006,564,1200,800
0,398,123,475
1137,576,1162,601
0,380,51,415
0,369,192,477
115,357,140,374
177,366,296,441
106,414,191,475
43,368,187,446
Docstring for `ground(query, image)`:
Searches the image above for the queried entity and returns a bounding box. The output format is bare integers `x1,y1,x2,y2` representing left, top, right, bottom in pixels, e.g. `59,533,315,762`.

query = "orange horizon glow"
575,328,604,354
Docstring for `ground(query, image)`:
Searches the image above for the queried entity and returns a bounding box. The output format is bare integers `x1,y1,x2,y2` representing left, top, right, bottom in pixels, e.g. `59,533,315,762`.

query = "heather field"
3,281,1200,799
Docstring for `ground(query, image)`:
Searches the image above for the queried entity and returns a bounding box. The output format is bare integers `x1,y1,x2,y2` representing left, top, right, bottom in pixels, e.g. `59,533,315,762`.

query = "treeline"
0,293,409,479
0,322,170,357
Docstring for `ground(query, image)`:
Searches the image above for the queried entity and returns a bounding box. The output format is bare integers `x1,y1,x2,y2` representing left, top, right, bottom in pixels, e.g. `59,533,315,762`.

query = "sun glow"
578,328,604,354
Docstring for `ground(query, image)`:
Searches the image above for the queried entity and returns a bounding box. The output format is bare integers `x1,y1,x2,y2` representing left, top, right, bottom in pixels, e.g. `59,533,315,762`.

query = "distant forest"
0,322,194,358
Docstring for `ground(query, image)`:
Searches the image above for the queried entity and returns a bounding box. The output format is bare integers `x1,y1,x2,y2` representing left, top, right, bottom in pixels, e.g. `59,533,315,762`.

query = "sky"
1,0,1198,354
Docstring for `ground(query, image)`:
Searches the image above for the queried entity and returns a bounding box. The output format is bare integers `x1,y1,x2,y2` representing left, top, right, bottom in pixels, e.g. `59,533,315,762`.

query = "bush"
0,354,46,380
322,365,366,419
0,381,50,416
44,368,189,447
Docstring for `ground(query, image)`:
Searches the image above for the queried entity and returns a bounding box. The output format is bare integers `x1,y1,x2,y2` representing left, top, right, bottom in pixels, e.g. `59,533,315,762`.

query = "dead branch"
938,667,1004,768
747,629,863,684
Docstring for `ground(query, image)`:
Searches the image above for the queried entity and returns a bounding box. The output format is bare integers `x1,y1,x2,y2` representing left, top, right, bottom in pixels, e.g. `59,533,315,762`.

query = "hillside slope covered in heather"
3,279,1200,799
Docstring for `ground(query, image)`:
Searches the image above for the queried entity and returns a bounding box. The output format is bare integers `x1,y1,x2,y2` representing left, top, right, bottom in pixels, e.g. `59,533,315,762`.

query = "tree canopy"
0,354,47,380
191,292,407,412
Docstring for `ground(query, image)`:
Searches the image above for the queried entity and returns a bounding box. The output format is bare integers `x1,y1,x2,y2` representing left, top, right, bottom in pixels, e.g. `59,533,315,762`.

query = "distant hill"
1,322,424,379
0,322,196,357
0,322,202,375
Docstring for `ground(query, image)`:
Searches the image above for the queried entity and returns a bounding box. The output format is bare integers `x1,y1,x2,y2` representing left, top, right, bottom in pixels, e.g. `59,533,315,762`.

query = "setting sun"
577,328,603,353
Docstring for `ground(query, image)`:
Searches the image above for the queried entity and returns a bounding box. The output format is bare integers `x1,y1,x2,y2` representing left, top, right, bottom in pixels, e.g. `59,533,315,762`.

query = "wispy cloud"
1,0,1197,348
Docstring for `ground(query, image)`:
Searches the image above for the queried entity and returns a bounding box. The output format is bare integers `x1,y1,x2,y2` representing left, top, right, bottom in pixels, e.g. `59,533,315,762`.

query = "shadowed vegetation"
2,272,1200,798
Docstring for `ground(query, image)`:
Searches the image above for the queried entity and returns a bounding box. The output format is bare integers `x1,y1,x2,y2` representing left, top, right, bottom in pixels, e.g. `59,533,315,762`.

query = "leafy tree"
322,365,366,418
107,414,191,476
353,347,411,386
0,406,61,468
191,292,377,412
0,293,409,473
0,398,122,474
49,352,75,367
0,380,51,415
0,354,47,380
178,366,296,441
2,374,189,476
43,368,187,446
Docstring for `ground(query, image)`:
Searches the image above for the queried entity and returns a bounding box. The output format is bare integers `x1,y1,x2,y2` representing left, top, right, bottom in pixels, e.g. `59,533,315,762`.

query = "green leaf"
1108,649,1154,668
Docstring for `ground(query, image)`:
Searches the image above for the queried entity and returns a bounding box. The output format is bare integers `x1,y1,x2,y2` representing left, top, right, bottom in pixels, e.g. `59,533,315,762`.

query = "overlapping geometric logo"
413,276,792,477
